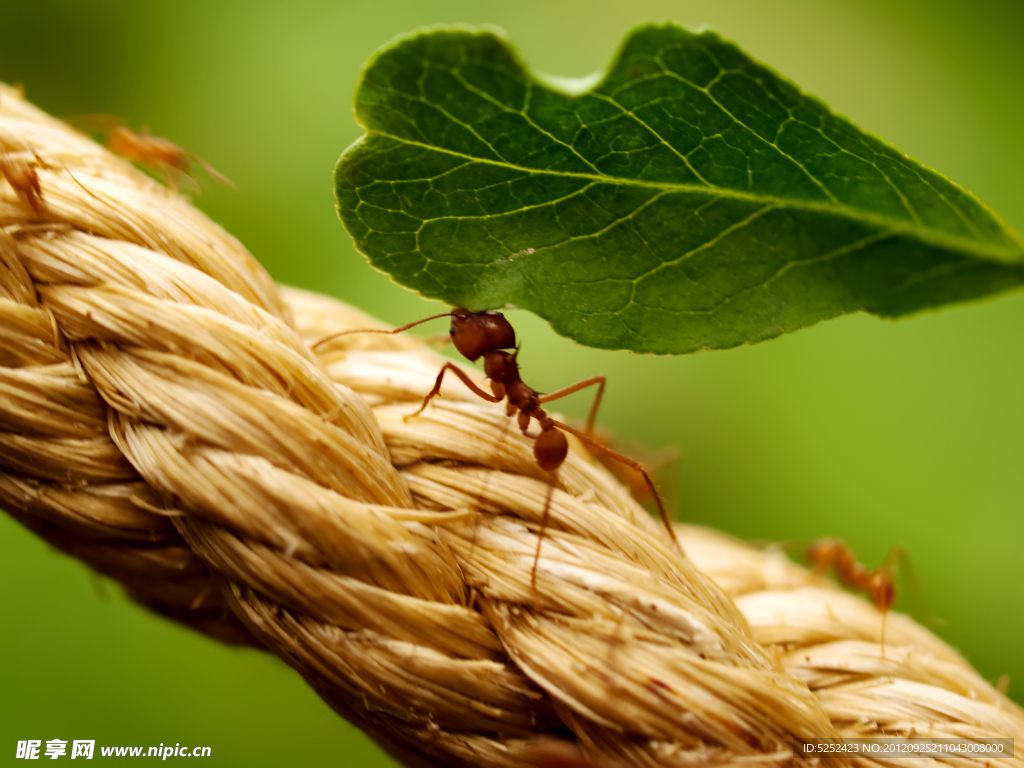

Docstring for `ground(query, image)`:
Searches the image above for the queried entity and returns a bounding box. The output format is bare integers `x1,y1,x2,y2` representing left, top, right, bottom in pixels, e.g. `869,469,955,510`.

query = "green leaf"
335,24,1024,354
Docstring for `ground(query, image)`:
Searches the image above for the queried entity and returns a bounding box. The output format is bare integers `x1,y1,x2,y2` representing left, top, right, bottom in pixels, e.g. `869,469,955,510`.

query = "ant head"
449,309,516,362
534,425,568,472
806,538,841,565
867,571,895,613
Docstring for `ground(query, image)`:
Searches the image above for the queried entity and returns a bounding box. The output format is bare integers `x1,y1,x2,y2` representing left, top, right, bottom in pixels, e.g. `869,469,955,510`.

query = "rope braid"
1,82,1020,768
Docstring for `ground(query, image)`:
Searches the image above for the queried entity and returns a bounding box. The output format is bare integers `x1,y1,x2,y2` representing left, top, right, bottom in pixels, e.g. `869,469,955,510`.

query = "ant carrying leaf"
315,308,682,586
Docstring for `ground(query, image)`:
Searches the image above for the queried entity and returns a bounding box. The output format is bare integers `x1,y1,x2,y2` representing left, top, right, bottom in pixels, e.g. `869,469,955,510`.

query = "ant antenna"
311,311,454,351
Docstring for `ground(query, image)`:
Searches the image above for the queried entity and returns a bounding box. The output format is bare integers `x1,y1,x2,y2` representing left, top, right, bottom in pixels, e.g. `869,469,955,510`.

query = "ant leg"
406,362,502,422
467,413,514,565
883,544,907,572
537,375,606,435
162,164,184,193
191,154,236,189
551,419,682,555
880,611,888,661
311,311,453,351
531,475,556,589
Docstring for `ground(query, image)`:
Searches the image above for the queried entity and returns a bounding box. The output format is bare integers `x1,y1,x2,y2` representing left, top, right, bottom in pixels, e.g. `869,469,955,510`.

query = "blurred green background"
2,0,1022,764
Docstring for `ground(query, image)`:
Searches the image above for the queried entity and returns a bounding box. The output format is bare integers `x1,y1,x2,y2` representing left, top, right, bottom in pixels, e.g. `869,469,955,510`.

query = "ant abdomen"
535,428,568,472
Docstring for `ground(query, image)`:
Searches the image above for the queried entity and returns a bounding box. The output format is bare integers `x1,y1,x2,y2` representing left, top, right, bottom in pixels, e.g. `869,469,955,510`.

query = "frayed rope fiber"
1,81,1021,768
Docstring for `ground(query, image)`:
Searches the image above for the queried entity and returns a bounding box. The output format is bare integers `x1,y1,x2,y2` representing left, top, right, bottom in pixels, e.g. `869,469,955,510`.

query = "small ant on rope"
72,116,234,191
806,538,903,654
105,126,234,190
314,308,682,585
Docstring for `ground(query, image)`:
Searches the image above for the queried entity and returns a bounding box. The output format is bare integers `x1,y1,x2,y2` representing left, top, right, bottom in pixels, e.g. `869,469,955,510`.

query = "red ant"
73,116,234,191
806,538,902,653
106,125,234,190
314,308,681,584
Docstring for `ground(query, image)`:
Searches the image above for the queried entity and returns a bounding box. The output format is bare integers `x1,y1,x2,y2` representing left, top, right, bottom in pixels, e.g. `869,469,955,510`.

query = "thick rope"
1,82,1020,768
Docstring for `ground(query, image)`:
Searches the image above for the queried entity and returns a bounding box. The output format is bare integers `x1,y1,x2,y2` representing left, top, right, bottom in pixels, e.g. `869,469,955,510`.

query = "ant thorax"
482,349,519,385
504,379,540,414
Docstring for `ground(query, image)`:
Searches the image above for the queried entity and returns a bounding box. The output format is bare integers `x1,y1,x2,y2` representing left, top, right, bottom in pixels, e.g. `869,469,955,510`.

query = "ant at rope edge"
313,307,683,585
805,538,908,653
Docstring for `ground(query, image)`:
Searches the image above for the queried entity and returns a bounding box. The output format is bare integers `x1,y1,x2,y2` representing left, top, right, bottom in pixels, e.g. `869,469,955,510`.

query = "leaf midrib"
355,130,1024,265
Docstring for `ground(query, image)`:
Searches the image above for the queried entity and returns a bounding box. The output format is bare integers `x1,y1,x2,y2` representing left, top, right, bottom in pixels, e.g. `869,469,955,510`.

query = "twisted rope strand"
1,81,1020,768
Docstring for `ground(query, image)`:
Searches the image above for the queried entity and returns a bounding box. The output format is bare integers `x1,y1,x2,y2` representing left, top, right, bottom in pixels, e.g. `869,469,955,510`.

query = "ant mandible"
806,538,901,653
315,308,682,584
